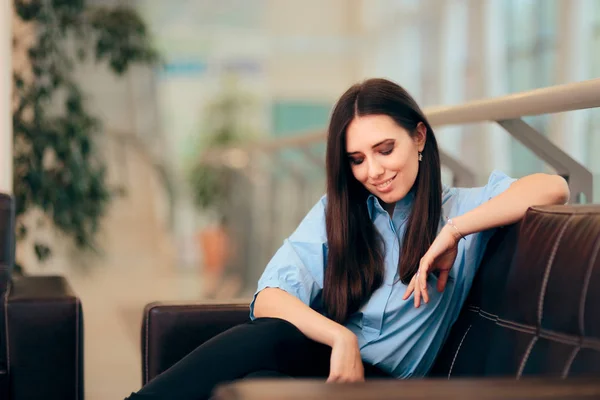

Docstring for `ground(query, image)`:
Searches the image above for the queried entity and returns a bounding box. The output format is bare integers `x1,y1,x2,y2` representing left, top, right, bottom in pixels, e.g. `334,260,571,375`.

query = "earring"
418,152,423,162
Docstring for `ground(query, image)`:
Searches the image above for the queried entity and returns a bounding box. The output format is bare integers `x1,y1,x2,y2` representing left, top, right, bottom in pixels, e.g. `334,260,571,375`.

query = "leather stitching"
529,208,600,216
499,319,536,332
459,213,598,378
562,346,580,378
467,307,600,350
478,312,497,322
479,309,498,320
517,336,538,379
580,235,600,336
557,231,600,380
515,217,570,379
538,216,572,327
496,320,536,336
448,324,471,379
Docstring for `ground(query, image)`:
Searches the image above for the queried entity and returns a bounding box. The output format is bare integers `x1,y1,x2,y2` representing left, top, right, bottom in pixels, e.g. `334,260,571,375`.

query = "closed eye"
380,148,393,155
349,157,363,165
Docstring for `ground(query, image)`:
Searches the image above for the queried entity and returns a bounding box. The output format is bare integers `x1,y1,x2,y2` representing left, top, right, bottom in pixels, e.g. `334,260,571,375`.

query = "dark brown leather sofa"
0,193,84,400
141,205,600,396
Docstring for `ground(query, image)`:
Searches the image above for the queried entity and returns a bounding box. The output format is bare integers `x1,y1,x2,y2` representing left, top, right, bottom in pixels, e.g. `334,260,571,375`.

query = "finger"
422,280,429,304
437,270,450,292
414,273,421,308
327,374,338,383
420,269,429,304
402,275,416,300
419,259,430,290
419,260,430,304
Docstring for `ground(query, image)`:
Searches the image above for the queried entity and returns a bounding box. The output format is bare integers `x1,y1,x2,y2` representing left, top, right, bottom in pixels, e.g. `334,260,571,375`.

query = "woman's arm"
253,288,364,382
404,173,569,307
449,173,569,236
251,196,364,382
253,288,354,347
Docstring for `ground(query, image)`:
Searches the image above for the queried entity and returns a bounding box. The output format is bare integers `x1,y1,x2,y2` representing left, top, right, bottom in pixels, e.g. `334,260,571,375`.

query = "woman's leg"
125,317,332,400
364,363,393,378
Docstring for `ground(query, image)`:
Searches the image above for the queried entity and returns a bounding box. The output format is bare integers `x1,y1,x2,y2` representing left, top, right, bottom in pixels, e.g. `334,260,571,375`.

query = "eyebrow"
347,139,395,156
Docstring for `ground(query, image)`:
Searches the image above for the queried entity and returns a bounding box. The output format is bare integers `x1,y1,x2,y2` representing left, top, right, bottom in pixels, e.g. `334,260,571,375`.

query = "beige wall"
265,0,363,101
1,0,12,194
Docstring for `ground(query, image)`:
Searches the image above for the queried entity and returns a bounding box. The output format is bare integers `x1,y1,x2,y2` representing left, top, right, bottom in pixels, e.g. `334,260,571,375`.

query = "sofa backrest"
0,194,14,397
0,193,14,293
431,205,600,378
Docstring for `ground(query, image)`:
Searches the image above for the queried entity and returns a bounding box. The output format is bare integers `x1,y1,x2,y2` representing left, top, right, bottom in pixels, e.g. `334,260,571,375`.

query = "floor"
26,143,252,399
68,258,206,399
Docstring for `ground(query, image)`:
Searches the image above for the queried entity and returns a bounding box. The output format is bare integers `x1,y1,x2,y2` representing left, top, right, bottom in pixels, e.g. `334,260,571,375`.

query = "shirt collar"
366,189,415,220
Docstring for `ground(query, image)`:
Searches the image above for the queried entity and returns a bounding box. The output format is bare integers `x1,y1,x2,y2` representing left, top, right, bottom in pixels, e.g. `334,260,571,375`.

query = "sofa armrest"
213,377,600,400
142,300,251,385
0,193,15,293
7,275,83,400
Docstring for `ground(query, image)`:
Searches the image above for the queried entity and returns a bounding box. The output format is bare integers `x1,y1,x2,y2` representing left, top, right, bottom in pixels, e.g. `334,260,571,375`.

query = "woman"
127,78,569,399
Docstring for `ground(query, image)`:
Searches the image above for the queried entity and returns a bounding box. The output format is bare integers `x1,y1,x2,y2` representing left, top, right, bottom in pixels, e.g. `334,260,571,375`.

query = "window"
505,0,558,176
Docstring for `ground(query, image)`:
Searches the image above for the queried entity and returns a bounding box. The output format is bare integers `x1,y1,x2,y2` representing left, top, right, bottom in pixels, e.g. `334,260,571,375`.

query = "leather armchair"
141,205,600,386
431,205,600,377
0,193,84,400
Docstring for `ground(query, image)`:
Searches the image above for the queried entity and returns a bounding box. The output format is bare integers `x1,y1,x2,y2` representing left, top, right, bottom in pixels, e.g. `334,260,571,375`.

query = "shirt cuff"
249,277,305,320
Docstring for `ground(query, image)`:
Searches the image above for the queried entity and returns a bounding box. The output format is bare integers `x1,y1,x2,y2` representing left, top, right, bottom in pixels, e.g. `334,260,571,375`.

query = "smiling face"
345,114,426,207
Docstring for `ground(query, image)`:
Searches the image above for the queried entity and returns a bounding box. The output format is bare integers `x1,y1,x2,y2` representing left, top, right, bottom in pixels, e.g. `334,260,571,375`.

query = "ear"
414,122,427,151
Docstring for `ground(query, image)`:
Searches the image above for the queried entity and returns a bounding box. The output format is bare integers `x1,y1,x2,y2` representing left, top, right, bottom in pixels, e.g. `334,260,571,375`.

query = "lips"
373,174,397,190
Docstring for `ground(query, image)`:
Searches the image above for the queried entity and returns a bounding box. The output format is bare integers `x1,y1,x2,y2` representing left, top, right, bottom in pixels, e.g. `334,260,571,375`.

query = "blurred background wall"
6,0,600,398
39,0,598,290
1,0,11,194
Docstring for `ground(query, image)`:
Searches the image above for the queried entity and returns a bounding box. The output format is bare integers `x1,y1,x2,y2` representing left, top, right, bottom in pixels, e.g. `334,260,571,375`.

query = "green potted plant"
187,75,256,295
12,0,159,272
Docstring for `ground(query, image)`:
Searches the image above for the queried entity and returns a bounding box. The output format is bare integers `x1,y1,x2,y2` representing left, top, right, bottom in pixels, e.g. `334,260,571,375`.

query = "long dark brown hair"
323,78,442,323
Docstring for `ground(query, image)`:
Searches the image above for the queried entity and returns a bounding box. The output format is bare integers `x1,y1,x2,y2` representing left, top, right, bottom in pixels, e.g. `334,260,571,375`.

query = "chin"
373,188,403,204
375,192,394,202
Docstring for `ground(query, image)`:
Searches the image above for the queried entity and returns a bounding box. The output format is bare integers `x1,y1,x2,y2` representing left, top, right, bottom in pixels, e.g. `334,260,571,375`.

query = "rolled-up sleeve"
249,196,328,320
454,170,517,215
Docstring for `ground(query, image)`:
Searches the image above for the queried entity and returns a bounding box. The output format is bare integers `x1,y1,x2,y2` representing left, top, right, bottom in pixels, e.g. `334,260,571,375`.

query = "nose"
367,158,384,180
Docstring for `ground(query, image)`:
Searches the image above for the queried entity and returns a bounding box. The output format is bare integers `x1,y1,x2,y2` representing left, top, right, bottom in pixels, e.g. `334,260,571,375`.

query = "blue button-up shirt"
250,170,516,378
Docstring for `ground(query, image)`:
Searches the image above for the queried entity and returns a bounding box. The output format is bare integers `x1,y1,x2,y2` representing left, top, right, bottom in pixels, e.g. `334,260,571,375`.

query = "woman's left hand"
402,226,461,307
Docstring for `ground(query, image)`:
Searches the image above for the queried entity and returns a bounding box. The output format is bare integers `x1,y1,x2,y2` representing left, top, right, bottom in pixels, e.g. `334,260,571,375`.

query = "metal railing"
209,77,600,204
203,78,600,287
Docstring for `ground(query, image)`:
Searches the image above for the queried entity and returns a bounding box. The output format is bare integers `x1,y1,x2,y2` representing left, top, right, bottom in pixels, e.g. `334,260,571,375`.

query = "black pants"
126,317,391,400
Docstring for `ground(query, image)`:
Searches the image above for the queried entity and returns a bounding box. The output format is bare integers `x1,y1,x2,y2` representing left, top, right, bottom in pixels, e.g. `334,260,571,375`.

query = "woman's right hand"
327,330,364,383
254,288,365,382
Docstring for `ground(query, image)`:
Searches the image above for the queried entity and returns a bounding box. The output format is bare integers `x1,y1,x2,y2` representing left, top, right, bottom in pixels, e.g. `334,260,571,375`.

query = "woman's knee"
248,318,331,377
